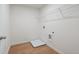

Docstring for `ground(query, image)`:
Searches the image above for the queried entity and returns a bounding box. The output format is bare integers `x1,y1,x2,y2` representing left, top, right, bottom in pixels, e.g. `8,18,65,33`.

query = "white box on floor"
30,39,46,47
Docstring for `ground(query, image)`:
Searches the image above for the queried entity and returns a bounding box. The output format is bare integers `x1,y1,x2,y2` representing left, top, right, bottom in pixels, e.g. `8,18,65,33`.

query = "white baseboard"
51,47,64,54
11,41,30,46
47,44,64,54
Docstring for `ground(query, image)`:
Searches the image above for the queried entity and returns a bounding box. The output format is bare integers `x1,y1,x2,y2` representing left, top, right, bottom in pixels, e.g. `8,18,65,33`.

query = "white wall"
40,4,79,53
0,4,10,53
10,5,40,45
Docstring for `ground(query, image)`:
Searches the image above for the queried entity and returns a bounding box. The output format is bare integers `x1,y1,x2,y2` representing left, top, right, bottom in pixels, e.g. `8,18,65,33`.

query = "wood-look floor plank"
8,42,58,54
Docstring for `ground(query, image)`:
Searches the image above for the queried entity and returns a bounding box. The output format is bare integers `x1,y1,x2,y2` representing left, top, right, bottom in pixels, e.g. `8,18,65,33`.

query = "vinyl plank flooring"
8,42,58,54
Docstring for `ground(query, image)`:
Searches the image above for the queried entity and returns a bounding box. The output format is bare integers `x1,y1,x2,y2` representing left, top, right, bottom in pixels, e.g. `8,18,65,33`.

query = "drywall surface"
0,4,10,54
40,4,79,53
10,5,40,45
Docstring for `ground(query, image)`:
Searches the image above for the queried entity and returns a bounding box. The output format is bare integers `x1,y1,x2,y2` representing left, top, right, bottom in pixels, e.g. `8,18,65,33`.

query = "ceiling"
22,4,46,9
